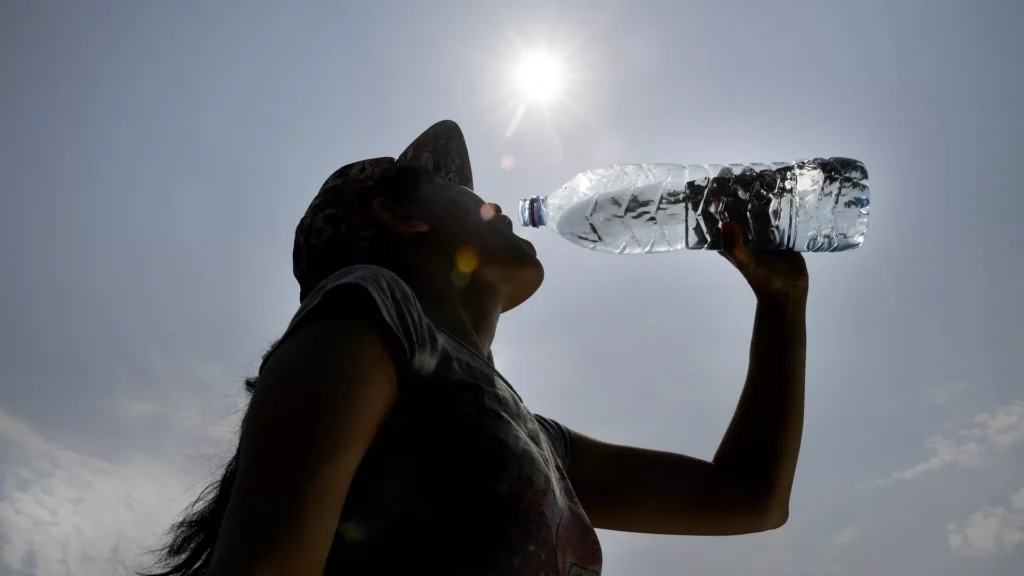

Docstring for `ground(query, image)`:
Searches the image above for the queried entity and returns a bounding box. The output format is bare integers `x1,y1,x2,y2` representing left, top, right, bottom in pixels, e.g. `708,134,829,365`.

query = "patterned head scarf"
292,120,474,301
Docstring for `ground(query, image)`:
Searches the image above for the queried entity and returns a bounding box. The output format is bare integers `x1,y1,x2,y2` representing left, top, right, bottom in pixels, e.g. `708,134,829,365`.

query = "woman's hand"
720,221,809,302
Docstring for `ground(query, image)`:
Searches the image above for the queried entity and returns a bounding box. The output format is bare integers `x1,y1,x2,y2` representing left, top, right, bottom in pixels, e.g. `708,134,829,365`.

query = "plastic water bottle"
518,158,869,253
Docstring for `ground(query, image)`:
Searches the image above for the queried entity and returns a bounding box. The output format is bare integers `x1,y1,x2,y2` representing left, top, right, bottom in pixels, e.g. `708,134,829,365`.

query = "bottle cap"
518,197,545,228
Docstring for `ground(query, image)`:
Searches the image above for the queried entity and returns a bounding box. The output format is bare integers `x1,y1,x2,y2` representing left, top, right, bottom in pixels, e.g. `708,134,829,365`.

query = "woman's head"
293,120,543,310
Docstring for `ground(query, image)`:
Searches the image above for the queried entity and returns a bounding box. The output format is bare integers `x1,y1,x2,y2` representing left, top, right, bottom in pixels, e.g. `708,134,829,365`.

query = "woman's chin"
495,257,544,312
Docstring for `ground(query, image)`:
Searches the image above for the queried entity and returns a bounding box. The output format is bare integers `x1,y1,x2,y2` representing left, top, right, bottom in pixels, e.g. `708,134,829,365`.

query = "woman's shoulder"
263,265,443,377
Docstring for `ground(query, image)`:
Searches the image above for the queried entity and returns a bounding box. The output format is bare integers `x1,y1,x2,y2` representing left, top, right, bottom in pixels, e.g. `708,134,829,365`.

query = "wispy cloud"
832,524,864,547
0,406,205,575
0,351,243,576
0,352,246,576
924,382,969,407
816,523,864,574
866,400,1024,487
947,487,1024,558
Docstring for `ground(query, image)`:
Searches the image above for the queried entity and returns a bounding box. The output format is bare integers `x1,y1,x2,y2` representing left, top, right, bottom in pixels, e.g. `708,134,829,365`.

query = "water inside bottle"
547,160,869,254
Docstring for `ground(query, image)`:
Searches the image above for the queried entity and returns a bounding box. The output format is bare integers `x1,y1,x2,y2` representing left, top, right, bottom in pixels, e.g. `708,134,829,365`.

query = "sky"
1,1,1023,574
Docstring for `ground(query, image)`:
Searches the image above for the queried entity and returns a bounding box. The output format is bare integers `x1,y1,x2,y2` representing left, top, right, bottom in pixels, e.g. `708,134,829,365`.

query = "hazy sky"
2,1,1023,575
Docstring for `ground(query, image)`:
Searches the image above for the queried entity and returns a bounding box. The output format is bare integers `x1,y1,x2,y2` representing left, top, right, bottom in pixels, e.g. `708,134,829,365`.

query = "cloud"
0,354,242,576
0,344,246,576
947,487,1024,558
0,397,236,576
832,524,863,547
868,400,1024,487
924,382,969,406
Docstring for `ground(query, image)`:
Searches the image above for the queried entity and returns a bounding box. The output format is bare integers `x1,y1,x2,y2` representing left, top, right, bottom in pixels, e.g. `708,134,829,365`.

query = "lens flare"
455,246,479,275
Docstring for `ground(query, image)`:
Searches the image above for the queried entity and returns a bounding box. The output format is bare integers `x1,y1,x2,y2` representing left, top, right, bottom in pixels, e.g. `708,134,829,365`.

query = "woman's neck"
397,261,502,360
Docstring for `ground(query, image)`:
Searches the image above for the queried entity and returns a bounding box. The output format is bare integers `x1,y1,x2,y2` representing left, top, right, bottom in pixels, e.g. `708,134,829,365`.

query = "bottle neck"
518,196,547,228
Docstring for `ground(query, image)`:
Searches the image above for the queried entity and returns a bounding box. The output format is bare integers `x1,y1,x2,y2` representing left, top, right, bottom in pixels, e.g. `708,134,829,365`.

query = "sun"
513,49,565,105
494,38,590,137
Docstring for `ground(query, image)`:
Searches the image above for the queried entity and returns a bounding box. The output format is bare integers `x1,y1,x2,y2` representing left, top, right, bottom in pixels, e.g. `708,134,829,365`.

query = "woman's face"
383,163,544,311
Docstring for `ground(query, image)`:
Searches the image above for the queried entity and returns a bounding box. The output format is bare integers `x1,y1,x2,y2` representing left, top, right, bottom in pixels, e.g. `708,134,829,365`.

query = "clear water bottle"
519,158,870,253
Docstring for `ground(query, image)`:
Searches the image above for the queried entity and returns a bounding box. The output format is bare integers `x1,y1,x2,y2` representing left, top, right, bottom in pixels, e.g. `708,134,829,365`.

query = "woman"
144,120,808,576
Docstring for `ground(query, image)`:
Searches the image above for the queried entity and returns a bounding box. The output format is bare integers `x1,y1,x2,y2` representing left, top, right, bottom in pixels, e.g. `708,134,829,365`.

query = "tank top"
259,265,603,575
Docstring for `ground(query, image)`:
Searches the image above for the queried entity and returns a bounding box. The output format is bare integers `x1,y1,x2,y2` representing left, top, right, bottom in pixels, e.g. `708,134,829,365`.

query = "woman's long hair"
140,166,424,575
138,369,260,576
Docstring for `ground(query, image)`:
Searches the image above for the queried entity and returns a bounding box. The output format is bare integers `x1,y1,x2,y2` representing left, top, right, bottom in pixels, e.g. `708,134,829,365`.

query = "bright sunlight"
494,34,592,138
513,49,565,105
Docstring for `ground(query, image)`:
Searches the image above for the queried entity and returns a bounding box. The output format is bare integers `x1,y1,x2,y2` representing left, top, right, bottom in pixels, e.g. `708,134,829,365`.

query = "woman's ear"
371,196,430,235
